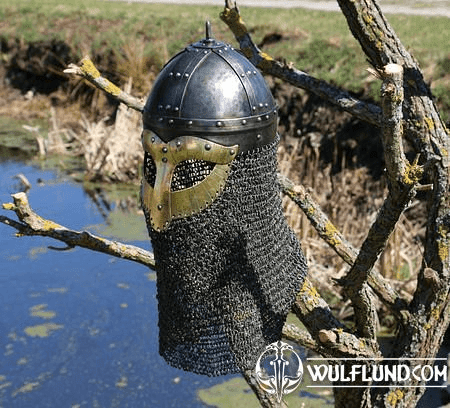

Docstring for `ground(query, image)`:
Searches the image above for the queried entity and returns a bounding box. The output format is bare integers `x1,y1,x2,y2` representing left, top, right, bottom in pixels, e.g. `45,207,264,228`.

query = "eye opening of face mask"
172,159,215,191
144,152,216,192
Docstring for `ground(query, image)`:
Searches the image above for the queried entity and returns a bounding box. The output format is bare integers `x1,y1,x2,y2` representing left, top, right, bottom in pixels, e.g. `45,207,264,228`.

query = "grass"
0,0,449,110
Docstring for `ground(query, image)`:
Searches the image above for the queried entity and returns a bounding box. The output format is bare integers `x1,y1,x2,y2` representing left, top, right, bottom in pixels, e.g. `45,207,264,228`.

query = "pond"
0,157,239,407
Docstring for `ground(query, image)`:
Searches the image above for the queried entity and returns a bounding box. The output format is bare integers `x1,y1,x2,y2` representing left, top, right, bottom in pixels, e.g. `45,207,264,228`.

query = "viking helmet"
141,22,307,376
141,22,278,231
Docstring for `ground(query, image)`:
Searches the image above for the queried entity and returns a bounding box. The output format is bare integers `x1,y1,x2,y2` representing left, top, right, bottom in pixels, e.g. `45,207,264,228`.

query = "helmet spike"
205,20,212,40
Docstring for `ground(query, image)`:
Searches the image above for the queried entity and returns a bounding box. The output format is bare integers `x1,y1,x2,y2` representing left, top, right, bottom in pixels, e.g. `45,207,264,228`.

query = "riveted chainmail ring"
143,138,307,376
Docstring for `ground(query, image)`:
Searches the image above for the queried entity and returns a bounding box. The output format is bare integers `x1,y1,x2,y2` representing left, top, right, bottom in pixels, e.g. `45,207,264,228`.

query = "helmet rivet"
230,149,235,155
157,204,163,210
176,141,182,147
247,71,251,75
151,136,155,143
158,104,163,110
252,106,256,111
169,72,174,77
242,119,247,125
162,147,168,153
241,73,245,77
205,143,211,151
264,103,269,107
168,119,174,125
165,105,171,110
257,117,262,122
216,121,223,127
257,134,262,140
176,72,181,78
265,115,270,120
162,157,168,163
174,106,179,112
158,117,163,122
253,71,257,75
259,103,263,108
184,73,189,78
187,120,193,127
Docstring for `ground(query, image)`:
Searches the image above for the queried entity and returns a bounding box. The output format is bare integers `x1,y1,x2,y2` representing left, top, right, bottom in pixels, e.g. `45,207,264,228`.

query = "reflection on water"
0,159,236,407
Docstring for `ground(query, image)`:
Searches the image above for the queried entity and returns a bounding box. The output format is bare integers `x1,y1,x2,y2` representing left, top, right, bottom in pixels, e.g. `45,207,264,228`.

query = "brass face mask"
141,129,239,232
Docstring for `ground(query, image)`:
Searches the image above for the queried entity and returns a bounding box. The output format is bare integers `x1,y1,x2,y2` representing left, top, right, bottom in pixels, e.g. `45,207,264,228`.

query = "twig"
64,56,145,113
220,0,382,127
1,192,155,269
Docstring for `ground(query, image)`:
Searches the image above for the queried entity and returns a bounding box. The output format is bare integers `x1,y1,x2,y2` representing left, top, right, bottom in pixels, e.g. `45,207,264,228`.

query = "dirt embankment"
0,37,384,174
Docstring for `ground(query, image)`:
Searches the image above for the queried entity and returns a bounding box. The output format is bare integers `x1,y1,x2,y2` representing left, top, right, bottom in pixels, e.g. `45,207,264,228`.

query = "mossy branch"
1,192,155,269
64,56,145,113
220,0,382,127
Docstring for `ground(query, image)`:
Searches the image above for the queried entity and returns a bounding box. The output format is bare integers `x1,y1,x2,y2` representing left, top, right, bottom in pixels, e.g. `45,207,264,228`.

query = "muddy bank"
0,37,386,177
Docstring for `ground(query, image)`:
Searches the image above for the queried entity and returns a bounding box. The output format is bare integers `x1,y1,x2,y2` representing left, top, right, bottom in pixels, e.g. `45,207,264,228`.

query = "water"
0,159,236,408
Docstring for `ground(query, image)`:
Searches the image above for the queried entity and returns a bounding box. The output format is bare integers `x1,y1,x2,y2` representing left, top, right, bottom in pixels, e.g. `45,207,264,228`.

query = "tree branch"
279,174,409,318
1,192,155,269
220,0,382,127
64,56,145,113
338,64,422,341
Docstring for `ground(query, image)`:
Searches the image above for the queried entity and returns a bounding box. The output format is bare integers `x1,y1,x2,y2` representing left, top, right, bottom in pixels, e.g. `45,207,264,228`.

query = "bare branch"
1,192,155,269
282,323,320,353
278,174,408,316
64,56,145,113
220,1,382,126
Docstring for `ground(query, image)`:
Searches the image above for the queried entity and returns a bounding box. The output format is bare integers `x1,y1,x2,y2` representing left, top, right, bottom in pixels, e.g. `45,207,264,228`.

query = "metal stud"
256,134,262,140
157,204,163,210
253,71,257,75
158,104,163,110
158,117,163,122
205,143,211,151
216,121,223,127
242,119,247,125
252,106,256,111
168,119,174,125
259,103,263,108
165,104,171,110
184,73,189,78
230,149,235,155
162,157,168,163
176,72,181,78
162,147,168,153
174,106,179,112
176,141,182,147
187,120,193,127
265,115,270,120
169,72,174,77
151,136,155,143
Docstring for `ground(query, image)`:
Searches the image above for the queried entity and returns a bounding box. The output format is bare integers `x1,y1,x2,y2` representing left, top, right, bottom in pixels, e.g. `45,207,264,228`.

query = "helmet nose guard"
142,21,278,153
